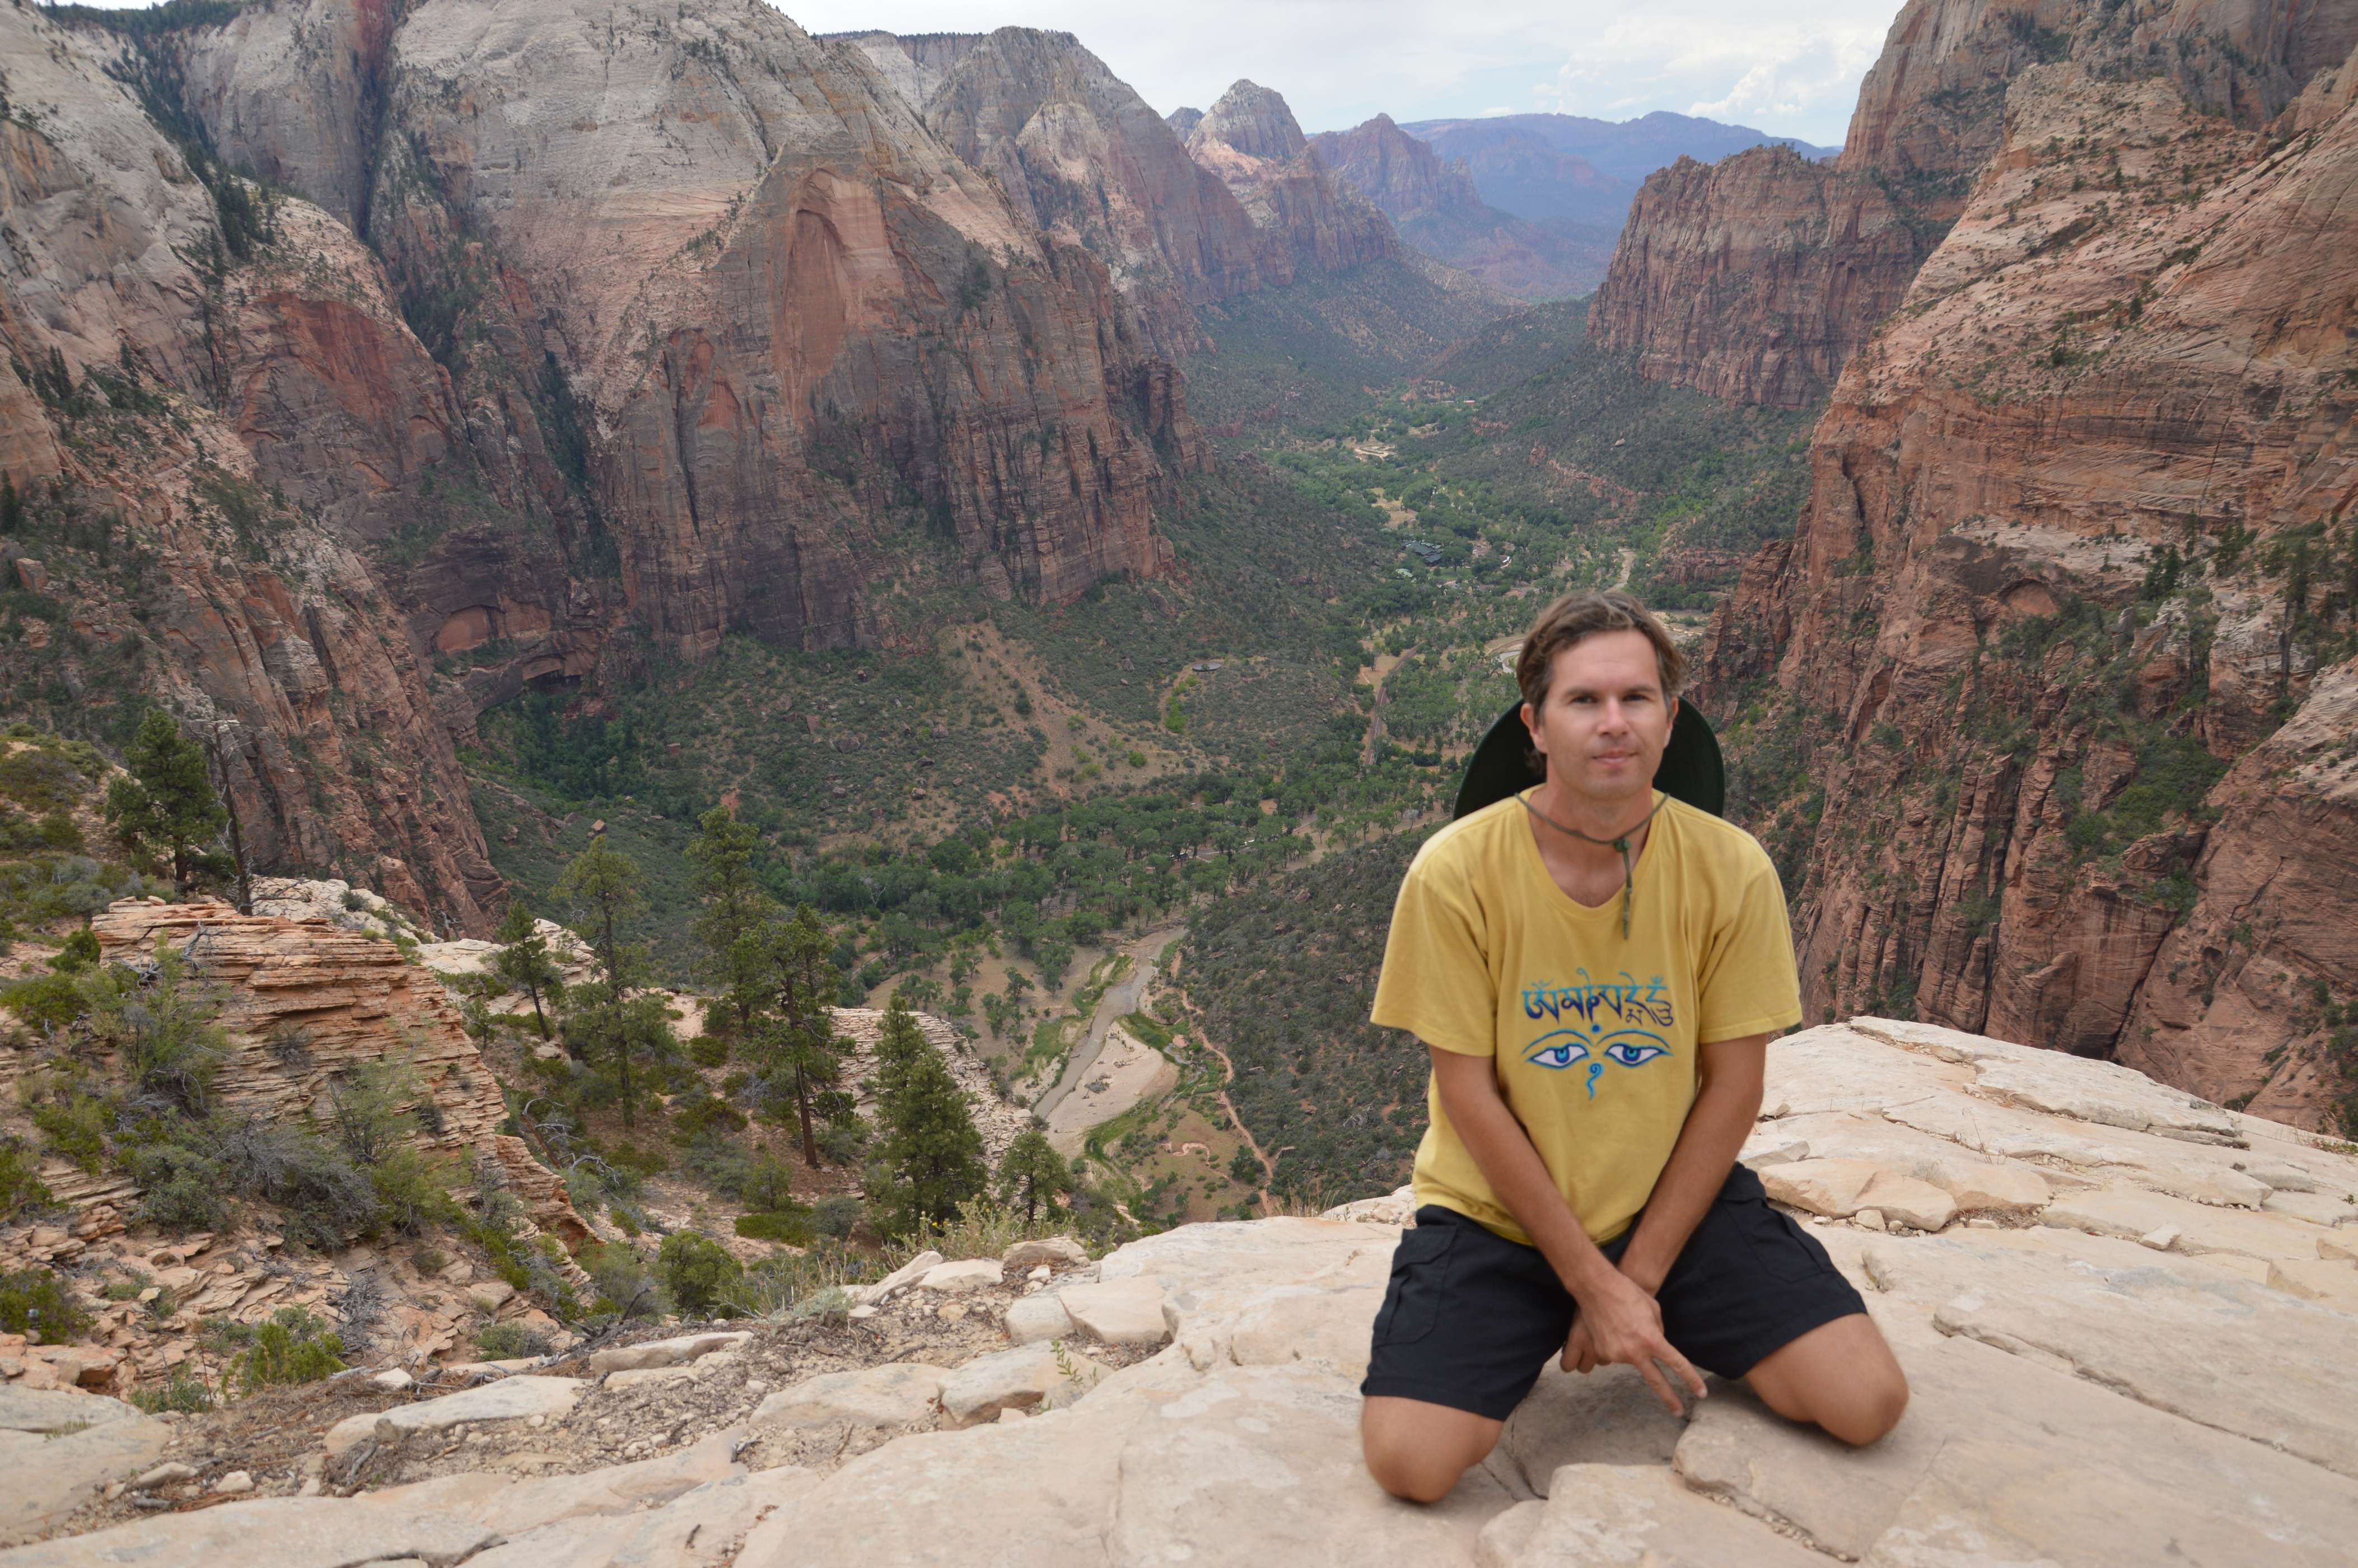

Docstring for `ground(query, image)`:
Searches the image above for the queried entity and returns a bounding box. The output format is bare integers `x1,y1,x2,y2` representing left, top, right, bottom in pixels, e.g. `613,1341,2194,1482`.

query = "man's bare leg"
1362,1396,1503,1502
1743,1312,1908,1446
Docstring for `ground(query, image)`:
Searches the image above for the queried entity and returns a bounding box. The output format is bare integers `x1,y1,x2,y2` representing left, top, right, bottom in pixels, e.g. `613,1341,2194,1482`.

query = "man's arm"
1430,1047,1707,1416
1615,1033,1767,1292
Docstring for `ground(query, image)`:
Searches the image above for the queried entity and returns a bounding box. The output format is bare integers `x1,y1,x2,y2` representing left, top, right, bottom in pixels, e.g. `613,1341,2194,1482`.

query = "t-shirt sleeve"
1695,854,1805,1044
1369,847,1496,1057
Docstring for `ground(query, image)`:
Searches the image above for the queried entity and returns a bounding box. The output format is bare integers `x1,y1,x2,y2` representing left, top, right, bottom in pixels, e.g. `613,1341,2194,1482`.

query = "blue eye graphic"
1603,1041,1668,1067
1524,1032,1592,1070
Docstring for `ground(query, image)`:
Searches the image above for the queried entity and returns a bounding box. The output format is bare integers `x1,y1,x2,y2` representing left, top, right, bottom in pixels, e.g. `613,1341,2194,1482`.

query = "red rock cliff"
1694,60,2358,1131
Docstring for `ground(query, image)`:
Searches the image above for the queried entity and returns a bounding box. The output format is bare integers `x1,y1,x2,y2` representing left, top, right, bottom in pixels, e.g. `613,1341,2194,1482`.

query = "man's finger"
1657,1343,1707,1401
1633,1355,1685,1417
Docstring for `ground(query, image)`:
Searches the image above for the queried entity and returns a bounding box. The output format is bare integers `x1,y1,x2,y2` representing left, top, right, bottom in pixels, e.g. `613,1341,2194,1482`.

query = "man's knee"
1361,1397,1500,1503
1822,1365,1909,1446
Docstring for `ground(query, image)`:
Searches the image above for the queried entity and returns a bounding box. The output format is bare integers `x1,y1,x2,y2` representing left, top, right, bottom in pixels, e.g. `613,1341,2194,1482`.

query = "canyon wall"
1694,58,2358,1130
1183,81,1398,279
1591,0,2358,408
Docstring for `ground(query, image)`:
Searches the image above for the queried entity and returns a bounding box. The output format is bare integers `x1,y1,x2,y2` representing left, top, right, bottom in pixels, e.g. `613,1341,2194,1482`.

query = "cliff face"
1591,0,2358,408
0,2,504,931
1586,147,1924,407
1309,116,1608,300
1695,60,2358,1130
841,27,1268,355
1184,80,1398,280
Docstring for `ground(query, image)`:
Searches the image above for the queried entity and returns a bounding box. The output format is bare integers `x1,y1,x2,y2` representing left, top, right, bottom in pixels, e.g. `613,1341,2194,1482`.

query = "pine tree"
874,1038,986,1239
997,1128,1072,1223
685,805,776,1042
104,709,226,895
871,991,930,1105
749,906,842,1167
491,899,562,1039
553,837,664,1126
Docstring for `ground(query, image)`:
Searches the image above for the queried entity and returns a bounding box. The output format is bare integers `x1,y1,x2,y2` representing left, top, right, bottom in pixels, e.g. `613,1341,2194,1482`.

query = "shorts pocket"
1744,1203,1836,1286
1371,1221,1460,1348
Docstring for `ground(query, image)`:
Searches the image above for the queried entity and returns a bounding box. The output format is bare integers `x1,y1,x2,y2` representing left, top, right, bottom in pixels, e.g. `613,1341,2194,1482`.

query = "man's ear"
1520,701,1543,756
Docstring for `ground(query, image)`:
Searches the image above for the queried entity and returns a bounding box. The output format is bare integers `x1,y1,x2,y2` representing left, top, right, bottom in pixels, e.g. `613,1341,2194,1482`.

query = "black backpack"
1451,701,1725,822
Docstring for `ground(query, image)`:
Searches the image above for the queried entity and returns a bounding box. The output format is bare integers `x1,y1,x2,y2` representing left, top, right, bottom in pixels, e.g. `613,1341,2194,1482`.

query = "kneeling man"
1361,590,1908,1503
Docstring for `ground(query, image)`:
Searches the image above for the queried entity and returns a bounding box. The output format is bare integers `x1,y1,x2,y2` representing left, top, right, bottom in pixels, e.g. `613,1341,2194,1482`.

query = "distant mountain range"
1396,112,1839,229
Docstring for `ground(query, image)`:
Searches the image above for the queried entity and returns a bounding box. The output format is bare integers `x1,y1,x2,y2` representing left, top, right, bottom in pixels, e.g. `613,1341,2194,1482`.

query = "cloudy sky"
778,0,1908,144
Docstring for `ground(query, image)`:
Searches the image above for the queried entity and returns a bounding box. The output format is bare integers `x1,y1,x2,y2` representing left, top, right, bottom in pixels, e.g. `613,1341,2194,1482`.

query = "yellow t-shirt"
1370,790,1802,1247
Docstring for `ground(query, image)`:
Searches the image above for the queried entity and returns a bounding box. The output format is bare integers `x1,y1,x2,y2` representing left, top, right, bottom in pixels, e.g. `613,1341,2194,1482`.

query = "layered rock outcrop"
1696,59,2358,1127
13,1021,2357,1563
85,898,586,1242
1309,116,1608,301
1591,0,2358,407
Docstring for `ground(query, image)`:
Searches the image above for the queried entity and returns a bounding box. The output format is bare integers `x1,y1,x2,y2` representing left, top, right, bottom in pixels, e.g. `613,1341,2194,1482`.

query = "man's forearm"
1615,1039,1766,1291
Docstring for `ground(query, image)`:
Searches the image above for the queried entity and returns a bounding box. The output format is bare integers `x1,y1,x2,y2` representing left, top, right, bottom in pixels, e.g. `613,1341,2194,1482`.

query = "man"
1360,590,1908,1504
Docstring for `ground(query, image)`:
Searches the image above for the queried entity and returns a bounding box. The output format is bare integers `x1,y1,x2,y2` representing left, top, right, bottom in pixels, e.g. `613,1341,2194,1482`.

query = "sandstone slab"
0,1497,497,1568
2266,1258,2358,1311
1055,1279,1171,1346
751,1363,944,1433
1478,1463,1829,1567
1496,1365,1689,1497
0,1391,169,1546
852,1250,943,1305
2041,1186,2320,1261
1864,1231,2358,1478
323,1376,586,1458
1675,1323,2358,1566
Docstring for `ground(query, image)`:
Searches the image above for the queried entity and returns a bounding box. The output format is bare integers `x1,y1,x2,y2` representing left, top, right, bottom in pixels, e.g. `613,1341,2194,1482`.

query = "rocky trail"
13,1019,2358,1565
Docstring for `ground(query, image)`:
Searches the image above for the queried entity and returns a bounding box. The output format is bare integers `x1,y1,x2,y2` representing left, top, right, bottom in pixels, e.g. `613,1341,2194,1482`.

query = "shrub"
582,1242,663,1321
127,1140,232,1234
669,1094,746,1145
472,1322,552,1360
0,1267,93,1343
1,970,86,1033
734,1207,814,1245
687,1035,729,1068
0,1140,53,1220
816,1118,869,1167
237,1307,345,1389
657,1230,742,1317
813,1194,862,1240
130,1366,216,1415
28,1090,108,1173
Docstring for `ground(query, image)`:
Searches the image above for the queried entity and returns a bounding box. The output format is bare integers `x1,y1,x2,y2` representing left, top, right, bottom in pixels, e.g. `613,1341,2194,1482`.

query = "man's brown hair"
1514,590,1687,712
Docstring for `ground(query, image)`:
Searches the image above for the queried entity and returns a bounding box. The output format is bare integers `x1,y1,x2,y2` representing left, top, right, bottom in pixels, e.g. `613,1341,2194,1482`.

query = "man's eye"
1603,1042,1668,1067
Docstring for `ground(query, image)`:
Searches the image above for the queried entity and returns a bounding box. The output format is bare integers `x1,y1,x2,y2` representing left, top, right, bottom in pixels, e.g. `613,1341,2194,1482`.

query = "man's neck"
1528,778,1659,850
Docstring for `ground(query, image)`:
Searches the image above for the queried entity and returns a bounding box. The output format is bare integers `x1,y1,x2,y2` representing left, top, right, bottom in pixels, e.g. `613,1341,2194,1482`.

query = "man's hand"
1559,1267,1706,1416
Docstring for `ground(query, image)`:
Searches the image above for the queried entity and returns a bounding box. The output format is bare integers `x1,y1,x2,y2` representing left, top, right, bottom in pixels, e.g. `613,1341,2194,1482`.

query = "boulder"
1002,1292,1076,1346
1002,1237,1088,1271
323,1376,587,1459
851,1250,942,1305
915,1259,1004,1294
586,1331,750,1376
938,1343,1109,1426
1056,1280,1172,1347
752,1364,945,1432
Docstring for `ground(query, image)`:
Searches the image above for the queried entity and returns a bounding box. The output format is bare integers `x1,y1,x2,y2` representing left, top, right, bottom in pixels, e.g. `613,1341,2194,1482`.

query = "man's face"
1521,629,1677,808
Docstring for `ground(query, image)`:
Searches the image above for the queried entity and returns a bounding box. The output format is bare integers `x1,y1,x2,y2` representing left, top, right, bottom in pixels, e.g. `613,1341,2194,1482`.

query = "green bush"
582,1241,663,1321
130,1365,216,1415
237,1307,345,1390
472,1322,552,1360
29,1091,108,1172
669,1094,746,1144
0,1140,53,1220
734,1207,815,1245
687,1035,729,1068
1,970,87,1032
0,1267,92,1343
657,1230,742,1317
813,1194,862,1239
